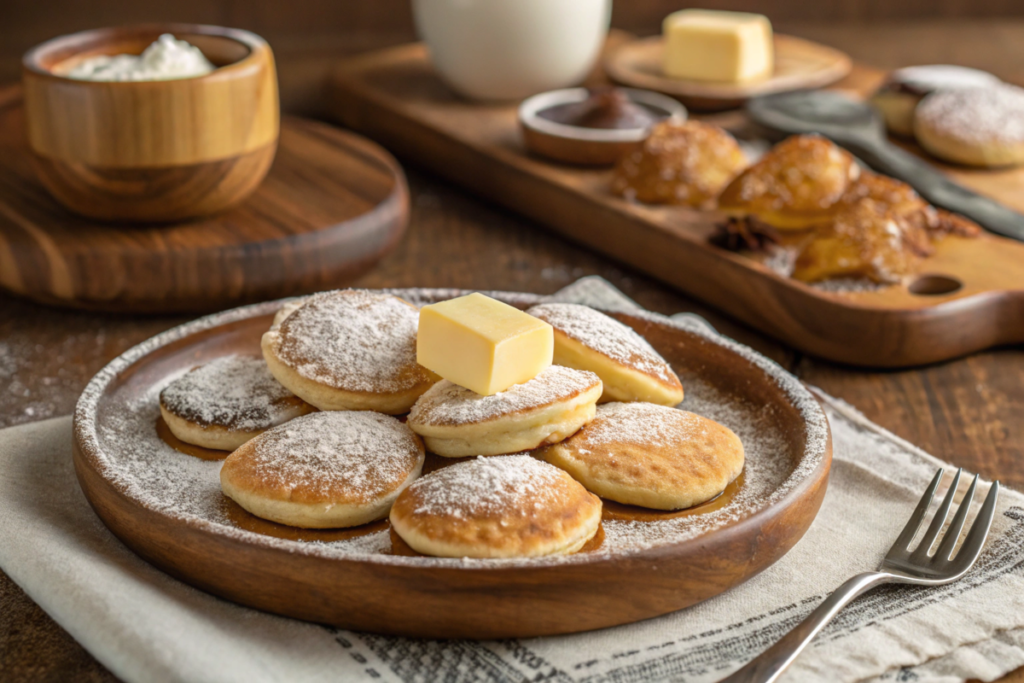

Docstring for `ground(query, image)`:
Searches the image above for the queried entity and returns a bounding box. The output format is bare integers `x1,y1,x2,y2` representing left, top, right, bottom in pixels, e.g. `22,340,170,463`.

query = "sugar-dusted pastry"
389,454,602,558
527,303,683,405
610,120,746,207
717,134,860,230
537,402,743,510
159,355,314,451
221,411,425,528
271,297,309,328
791,200,930,284
262,289,439,414
406,365,602,457
870,65,1000,137
914,84,1024,167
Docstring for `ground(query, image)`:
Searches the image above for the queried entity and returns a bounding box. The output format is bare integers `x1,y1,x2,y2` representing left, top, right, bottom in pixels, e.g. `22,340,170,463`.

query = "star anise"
709,217,781,253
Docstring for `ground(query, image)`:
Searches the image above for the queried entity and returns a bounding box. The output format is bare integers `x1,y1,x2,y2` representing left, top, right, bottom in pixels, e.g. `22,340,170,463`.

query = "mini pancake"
159,355,315,451
407,365,602,457
221,411,425,528
914,85,1024,168
537,402,744,510
389,454,602,558
869,65,1000,137
262,289,439,414
527,303,683,405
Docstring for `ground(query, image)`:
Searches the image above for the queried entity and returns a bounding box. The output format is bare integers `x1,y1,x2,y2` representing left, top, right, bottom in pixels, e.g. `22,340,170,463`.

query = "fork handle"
719,572,893,683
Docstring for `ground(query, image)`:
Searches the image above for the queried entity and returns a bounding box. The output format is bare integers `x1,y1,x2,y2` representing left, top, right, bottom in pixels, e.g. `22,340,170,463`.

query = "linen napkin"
2,276,1024,683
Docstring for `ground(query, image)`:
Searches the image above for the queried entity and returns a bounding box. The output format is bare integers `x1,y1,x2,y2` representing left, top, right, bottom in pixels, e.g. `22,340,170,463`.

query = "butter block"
417,293,553,396
662,9,773,84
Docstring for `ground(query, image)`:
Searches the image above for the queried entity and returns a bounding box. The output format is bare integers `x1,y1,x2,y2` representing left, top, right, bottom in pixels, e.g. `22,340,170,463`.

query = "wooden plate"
0,86,408,313
329,43,1024,368
73,288,832,639
605,34,852,110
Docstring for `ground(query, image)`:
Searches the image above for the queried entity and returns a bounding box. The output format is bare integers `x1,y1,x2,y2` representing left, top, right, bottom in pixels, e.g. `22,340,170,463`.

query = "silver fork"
721,467,1000,683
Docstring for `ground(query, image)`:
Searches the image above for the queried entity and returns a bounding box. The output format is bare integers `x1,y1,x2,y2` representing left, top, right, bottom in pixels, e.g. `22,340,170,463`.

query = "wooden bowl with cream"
22,24,279,222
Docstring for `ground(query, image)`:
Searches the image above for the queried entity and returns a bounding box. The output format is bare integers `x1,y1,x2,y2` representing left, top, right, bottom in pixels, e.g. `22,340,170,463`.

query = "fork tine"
934,474,979,562
910,468,962,561
950,481,1000,572
887,468,944,557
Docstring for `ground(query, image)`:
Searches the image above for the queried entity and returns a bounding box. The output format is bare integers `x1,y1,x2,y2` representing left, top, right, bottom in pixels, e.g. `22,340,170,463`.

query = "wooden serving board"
72,288,831,638
328,42,1024,368
0,85,408,313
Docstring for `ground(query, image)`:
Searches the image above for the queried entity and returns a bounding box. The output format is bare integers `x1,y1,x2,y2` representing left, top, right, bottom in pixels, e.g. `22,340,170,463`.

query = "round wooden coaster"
604,34,852,110
0,86,408,313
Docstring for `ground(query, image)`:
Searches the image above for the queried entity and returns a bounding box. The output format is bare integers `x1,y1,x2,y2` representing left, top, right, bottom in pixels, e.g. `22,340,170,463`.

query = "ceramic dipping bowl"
22,24,279,222
519,87,686,166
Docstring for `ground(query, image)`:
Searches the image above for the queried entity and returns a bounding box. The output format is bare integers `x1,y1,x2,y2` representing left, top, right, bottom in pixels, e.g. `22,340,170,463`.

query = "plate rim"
72,287,832,574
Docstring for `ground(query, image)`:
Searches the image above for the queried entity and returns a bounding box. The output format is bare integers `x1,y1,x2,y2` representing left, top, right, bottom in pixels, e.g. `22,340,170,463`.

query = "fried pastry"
221,411,425,528
717,134,860,230
527,303,683,405
914,84,1024,167
407,365,602,457
537,402,744,510
610,120,746,207
159,355,314,451
389,454,602,558
262,289,439,414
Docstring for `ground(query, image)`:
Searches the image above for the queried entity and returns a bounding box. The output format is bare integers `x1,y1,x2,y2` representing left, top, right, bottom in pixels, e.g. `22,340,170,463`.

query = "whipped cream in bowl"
65,33,216,81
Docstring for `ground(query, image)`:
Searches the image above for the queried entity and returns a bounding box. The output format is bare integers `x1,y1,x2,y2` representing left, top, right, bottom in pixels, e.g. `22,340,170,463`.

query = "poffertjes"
389,455,602,558
407,365,602,457
220,411,425,528
262,290,439,414
527,303,683,405
537,402,744,510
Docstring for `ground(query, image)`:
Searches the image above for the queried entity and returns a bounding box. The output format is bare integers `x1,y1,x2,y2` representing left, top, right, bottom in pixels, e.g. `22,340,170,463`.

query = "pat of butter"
662,9,773,84
418,293,553,396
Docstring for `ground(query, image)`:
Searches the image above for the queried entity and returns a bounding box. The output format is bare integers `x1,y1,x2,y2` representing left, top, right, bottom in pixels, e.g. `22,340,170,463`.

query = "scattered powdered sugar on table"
409,365,599,426
528,303,676,383
75,288,829,568
273,290,425,392
159,355,299,431
406,455,570,519
916,84,1024,144
243,411,421,499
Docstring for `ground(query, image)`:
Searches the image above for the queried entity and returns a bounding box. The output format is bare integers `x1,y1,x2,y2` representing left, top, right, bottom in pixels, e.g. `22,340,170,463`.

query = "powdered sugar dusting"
408,365,599,426
274,289,426,392
74,287,830,568
528,303,675,383
242,411,422,500
580,402,707,448
916,84,1024,145
406,455,569,519
159,355,299,431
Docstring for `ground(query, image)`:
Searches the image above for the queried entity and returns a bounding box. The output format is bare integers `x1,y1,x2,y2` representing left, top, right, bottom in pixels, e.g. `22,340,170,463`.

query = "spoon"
746,90,1024,242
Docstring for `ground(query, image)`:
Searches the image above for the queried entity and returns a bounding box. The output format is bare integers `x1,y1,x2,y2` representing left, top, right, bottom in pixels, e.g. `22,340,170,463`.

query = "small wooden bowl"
519,87,686,166
22,24,279,222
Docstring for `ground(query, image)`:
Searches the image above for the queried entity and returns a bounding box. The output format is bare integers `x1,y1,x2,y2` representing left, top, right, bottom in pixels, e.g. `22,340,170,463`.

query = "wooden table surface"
2,20,1023,683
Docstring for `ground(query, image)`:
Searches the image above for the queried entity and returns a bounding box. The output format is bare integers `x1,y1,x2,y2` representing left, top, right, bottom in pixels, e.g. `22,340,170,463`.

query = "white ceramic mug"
412,0,612,101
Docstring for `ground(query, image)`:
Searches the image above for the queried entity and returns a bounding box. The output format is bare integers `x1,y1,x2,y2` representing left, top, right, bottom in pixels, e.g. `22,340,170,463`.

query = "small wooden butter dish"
22,24,279,222
519,87,686,166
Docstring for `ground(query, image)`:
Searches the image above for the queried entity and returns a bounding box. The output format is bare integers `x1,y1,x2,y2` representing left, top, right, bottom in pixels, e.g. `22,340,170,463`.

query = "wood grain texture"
4,15,1024,683
0,86,409,313
21,24,280,220
605,34,852,110
328,41,1024,368
71,292,831,639
1,163,1022,682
